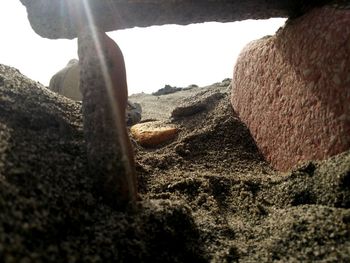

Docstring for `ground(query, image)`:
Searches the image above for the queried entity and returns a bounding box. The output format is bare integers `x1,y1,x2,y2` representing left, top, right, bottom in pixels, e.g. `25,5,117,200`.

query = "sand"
0,64,349,262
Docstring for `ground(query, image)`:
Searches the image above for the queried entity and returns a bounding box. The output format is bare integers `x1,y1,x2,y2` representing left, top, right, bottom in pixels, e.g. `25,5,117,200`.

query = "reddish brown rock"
231,6,350,171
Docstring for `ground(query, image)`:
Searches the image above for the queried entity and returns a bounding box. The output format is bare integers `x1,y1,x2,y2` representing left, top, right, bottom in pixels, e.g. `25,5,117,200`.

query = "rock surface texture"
19,0,330,39
231,5,350,171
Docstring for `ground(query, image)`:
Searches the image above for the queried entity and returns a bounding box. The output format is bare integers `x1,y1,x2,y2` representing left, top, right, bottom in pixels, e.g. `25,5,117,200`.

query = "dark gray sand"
0,64,349,262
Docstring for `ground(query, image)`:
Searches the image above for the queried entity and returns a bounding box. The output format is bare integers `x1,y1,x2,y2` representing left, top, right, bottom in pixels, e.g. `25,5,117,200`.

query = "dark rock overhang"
19,0,331,40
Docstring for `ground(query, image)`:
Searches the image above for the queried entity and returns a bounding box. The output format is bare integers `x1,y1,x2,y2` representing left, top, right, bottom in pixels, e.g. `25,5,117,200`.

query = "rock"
78,27,138,208
171,102,206,119
126,101,142,126
49,59,142,126
171,92,225,119
19,0,320,39
152,85,182,96
49,59,81,101
130,121,178,147
130,82,228,121
183,84,198,91
231,5,350,171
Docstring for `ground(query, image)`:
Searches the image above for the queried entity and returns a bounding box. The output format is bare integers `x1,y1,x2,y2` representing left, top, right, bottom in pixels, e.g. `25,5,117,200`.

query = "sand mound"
0,64,349,262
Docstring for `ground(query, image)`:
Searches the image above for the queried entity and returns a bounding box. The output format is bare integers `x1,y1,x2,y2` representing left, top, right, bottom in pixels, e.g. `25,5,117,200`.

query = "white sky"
0,1,286,95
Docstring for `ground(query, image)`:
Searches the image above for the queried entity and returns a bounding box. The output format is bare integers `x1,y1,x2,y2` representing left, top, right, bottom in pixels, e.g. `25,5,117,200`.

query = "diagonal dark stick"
77,26,137,209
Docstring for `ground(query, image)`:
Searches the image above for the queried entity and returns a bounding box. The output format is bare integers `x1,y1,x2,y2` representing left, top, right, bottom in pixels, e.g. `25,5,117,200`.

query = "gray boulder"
49,59,142,126
49,59,81,101
18,0,323,39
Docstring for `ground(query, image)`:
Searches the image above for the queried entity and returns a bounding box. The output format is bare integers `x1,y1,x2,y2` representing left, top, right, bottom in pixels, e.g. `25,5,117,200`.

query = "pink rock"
231,6,350,171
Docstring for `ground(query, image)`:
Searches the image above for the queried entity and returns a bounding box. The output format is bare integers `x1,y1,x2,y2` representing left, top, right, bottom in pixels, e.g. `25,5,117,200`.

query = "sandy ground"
0,64,349,262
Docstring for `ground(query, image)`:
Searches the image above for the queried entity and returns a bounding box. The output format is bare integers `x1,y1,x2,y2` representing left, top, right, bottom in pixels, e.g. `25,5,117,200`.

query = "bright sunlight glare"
0,1,286,94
